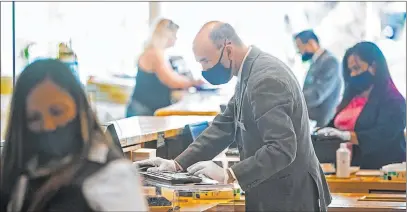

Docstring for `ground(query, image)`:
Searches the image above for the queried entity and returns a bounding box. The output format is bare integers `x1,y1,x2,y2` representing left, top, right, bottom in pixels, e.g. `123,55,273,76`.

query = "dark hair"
0,59,115,207
209,23,244,49
294,29,319,44
338,41,397,111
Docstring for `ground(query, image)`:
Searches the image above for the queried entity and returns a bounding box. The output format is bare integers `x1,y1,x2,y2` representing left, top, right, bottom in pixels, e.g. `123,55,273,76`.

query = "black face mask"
350,70,375,93
33,118,82,163
301,52,314,62
201,46,233,85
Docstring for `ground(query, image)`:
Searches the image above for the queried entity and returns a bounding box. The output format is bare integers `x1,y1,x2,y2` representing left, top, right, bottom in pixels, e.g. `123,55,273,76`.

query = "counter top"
326,174,406,193
107,115,215,147
329,193,406,212
155,91,231,116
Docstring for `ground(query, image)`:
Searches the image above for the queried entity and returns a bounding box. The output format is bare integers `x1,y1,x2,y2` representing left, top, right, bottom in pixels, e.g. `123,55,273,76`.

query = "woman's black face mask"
349,69,375,93
32,118,82,162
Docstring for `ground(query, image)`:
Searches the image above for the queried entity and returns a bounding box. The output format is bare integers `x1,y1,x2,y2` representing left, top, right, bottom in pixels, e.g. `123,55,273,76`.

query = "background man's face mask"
301,51,314,62
202,46,233,85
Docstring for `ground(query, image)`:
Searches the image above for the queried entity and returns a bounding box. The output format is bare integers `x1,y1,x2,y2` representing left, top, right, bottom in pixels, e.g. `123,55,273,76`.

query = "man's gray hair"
209,23,243,49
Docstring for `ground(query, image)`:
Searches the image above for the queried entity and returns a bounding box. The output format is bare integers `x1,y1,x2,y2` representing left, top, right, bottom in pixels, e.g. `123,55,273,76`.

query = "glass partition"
1,2,13,140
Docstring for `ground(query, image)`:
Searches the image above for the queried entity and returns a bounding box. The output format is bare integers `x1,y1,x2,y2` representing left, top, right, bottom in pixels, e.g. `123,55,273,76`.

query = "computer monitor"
185,121,224,167
101,123,124,156
311,134,361,166
186,121,209,141
169,56,194,80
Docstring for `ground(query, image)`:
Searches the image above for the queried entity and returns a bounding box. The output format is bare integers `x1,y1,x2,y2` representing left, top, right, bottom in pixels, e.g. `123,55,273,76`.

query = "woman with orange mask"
1,59,147,211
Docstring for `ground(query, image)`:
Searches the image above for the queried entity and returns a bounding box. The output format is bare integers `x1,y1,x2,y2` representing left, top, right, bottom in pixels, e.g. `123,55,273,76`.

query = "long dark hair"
337,41,397,111
1,59,116,209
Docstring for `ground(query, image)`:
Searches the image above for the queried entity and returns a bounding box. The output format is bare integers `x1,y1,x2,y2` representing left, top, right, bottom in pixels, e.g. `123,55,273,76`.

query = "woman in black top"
127,18,202,117
317,42,406,169
1,59,146,211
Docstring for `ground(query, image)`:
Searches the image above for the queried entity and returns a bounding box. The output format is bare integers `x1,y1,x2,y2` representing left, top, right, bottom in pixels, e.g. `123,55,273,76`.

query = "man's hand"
133,157,178,172
317,127,351,141
187,161,227,183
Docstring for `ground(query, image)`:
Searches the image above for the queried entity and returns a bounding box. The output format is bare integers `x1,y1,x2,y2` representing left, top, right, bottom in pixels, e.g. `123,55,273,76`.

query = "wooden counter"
203,193,406,212
155,91,231,116
329,193,406,212
326,174,406,193
220,155,405,194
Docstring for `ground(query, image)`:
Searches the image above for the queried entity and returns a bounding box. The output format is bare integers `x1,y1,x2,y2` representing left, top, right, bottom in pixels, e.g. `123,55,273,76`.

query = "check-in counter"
108,115,405,194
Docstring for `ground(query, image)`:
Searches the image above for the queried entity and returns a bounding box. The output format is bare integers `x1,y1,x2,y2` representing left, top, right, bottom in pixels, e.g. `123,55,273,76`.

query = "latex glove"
317,127,351,141
133,157,177,172
187,161,227,184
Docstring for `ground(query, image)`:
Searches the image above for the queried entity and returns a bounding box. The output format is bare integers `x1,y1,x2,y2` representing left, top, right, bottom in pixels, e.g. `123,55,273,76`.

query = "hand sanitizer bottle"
336,143,351,178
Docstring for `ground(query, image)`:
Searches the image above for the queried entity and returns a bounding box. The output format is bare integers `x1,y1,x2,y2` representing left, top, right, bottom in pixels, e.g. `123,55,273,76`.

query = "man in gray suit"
135,21,331,211
294,30,343,127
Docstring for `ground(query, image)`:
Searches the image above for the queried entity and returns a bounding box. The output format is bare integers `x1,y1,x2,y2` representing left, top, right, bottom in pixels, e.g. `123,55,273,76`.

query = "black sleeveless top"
131,66,172,112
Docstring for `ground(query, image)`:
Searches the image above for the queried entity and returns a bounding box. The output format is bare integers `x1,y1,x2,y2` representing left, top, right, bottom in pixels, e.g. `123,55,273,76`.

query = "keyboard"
141,171,202,184
146,196,172,206
225,148,239,156
311,133,340,141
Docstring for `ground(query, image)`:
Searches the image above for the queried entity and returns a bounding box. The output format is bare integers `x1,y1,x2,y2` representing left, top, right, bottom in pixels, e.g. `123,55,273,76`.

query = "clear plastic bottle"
336,143,351,178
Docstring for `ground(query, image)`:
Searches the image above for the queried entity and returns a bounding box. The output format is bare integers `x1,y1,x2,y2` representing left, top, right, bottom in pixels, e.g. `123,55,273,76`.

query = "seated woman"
127,18,202,117
317,41,406,169
0,59,147,211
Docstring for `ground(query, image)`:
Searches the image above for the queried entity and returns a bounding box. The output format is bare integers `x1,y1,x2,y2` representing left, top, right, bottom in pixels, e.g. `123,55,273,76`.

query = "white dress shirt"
311,48,325,63
226,46,252,184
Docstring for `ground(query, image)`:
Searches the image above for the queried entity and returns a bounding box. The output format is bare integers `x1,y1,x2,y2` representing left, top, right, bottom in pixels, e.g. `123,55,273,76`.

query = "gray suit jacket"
303,50,343,127
175,46,331,211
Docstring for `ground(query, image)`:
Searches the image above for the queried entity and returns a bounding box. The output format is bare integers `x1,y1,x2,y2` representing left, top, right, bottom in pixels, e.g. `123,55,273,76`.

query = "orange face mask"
26,79,81,161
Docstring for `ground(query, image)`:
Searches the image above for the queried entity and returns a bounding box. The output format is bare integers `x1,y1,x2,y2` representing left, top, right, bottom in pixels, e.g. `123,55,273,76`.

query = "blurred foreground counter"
0,76,13,95
86,76,232,121
87,75,134,105
1,94,11,140
155,90,232,116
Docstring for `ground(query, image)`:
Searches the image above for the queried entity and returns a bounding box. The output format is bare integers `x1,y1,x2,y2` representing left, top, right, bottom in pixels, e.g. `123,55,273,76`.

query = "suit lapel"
236,46,262,121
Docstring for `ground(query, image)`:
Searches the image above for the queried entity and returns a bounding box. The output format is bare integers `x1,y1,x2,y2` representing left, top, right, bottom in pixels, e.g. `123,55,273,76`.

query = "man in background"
294,30,343,127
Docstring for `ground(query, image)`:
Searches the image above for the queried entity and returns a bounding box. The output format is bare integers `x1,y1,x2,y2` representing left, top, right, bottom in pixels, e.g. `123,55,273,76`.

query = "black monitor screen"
102,123,124,156
189,121,209,141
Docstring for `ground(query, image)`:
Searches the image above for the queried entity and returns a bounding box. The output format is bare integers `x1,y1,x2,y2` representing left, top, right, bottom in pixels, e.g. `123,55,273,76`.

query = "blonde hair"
144,18,179,51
